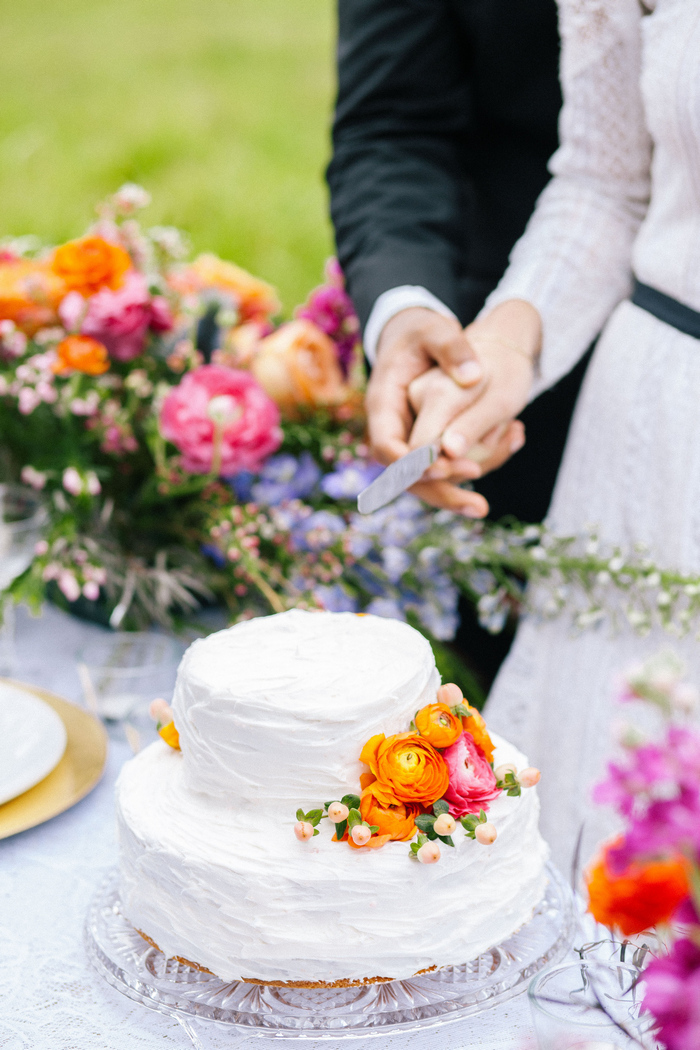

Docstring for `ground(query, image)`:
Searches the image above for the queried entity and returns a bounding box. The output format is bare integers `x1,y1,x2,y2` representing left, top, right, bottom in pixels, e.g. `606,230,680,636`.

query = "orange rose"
359,782,420,841
250,319,349,415
586,840,689,936
51,236,131,296
53,335,110,376
461,705,495,764
177,254,281,323
158,721,181,750
360,732,449,807
415,703,462,748
0,259,65,334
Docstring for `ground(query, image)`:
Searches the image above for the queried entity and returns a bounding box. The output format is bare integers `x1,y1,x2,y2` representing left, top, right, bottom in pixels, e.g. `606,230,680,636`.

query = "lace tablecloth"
0,605,573,1050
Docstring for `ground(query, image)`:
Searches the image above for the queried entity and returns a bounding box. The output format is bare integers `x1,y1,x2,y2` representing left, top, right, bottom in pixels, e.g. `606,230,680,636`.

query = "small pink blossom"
159,364,282,475
42,563,60,582
81,271,173,362
21,465,47,490
85,471,101,495
62,467,83,496
442,731,501,818
58,570,81,602
82,581,100,601
18,387,41,414
59,291,87,332
34,540,49,556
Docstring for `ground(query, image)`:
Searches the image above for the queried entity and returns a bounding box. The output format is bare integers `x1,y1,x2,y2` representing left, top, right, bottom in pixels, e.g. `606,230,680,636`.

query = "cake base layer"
116,736,549,986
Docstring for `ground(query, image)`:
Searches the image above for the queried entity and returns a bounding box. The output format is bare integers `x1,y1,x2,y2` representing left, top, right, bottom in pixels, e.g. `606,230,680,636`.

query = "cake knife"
357,443,440,514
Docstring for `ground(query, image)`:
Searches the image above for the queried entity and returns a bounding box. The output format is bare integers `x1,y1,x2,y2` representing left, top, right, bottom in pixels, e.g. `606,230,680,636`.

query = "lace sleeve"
483,0,652,398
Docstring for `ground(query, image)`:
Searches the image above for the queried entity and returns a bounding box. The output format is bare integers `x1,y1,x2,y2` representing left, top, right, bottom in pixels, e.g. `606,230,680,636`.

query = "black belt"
632,279,700,339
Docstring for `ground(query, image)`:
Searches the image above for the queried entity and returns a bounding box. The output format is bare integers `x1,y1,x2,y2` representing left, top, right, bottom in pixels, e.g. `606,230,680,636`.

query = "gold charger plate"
0,678,108,840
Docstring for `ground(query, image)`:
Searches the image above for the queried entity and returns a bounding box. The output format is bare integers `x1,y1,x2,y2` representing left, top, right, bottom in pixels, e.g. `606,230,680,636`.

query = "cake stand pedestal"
85,863,577,1040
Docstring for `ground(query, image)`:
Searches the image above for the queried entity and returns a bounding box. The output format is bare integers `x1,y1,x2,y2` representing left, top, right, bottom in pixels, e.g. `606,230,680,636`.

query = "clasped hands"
366,300,542,516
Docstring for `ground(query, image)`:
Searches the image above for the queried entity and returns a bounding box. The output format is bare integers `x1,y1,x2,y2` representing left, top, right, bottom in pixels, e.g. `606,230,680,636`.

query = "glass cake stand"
85,863,577,1038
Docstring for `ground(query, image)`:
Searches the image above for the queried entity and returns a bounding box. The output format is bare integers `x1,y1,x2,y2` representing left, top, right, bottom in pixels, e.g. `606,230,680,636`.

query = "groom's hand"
366,308,489,517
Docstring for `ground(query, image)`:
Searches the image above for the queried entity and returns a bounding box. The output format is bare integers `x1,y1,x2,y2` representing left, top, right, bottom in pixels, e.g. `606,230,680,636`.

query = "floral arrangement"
4,185,700,674
293,680,540,863
585,652,700,1050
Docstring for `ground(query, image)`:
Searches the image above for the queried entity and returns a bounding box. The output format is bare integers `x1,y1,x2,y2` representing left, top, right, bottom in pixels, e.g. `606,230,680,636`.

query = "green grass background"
0,0,335,312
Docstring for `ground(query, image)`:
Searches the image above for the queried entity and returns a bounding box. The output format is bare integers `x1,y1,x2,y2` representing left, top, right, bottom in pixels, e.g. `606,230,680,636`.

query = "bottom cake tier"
116,735,549,986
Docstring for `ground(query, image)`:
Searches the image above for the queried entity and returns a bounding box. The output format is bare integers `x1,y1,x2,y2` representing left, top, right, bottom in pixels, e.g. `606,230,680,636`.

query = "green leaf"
409,844,420,857
417,833,428,847
433,799,449,816
369,825,379,834
313,828,320,836
335,819,348,841
341,794,361,810
479,810,487,822
306,809,324,827
507,786,521,797
347,808,362,830
452,703,472,718
296,809,305,822
437,834,455,847
415,814,436,833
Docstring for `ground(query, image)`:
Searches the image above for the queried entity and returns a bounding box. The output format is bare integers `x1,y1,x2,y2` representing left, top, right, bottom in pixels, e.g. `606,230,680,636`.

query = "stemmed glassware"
0,484,47,675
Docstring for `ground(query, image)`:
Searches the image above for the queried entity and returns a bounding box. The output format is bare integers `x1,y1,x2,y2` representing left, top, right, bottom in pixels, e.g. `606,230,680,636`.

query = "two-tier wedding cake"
116,609,548,986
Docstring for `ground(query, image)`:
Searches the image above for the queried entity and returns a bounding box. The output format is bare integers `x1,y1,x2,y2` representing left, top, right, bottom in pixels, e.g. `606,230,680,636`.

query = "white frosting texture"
116,736,549,984
172,610,440,805
117,611,549,984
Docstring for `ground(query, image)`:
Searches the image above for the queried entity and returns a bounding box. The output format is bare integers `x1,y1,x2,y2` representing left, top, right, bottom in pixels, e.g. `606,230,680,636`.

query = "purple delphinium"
312,583,358,613
296,258,360,375
291,510,346,552
642,939,700,1050
250,452,321,507
321,459,382,501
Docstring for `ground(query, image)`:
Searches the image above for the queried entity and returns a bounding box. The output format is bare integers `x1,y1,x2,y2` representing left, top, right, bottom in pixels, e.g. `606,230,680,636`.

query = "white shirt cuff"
363,286,459,365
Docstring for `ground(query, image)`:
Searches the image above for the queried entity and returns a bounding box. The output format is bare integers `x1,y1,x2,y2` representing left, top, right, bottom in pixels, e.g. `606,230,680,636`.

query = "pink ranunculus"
442,732,502,818
81,271,173,362
159,364,282,475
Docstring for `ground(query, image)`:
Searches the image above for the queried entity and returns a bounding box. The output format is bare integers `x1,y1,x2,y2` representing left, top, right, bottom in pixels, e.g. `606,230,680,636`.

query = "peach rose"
53,335,110,376
175,254,281,323
250,319,349,414
0,259,65,334
359,782,421,841
51,236,131,297
360,732,449,808
415,703,463,748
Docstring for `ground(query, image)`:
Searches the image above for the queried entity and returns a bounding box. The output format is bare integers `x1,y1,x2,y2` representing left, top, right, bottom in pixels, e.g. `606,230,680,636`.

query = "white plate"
0,682,68,806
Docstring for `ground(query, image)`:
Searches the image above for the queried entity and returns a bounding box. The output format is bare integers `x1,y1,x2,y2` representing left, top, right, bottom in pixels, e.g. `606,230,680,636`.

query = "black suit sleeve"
327,0,473,329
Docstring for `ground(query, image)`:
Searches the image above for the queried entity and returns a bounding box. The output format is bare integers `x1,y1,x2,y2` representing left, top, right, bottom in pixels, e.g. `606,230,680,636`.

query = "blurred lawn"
0,0,335,311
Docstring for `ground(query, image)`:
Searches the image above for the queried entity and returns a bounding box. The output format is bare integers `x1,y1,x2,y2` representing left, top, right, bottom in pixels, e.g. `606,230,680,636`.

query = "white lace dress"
482,0,700,874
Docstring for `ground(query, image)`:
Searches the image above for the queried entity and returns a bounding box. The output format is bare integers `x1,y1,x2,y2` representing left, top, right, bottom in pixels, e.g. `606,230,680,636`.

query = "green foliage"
496,770,522,797
461,810,488,840
0,0,333,311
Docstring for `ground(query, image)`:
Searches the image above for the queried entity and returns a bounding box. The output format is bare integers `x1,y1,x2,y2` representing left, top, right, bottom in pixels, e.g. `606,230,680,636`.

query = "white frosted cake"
116,610,548,986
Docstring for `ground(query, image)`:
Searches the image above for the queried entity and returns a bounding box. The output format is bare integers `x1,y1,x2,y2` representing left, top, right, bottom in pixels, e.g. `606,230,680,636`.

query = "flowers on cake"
294,682,541,863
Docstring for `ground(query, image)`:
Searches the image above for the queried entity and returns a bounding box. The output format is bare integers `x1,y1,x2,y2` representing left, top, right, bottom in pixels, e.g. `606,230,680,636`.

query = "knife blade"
357,443,439,514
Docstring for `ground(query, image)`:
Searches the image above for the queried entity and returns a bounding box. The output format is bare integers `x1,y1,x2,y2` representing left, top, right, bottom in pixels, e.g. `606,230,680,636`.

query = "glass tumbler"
529,960,659,1050
77,632,183,723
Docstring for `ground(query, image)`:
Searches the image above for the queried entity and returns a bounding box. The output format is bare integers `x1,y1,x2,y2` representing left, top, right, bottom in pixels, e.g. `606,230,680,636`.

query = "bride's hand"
407,300,542,512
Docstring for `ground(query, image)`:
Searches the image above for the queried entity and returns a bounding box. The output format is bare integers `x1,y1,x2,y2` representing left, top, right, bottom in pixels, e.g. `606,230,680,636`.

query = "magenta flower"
81,271,174,362
642,939,700,1050
160,364,282,475
296,258,360,375
442,731,501,817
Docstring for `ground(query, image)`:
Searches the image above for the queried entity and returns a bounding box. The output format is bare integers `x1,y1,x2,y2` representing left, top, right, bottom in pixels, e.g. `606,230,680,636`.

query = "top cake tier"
172,609,439,807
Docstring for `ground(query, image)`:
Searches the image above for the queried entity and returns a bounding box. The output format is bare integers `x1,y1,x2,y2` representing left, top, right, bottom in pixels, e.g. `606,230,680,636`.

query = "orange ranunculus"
158,721,181,750
51,236,131,296
415,703,462,748
250,319,349,415
461,705,495,764
359,782,421,842
0,258,65,334
586,841,689,936
178,253,281,323
53,335,110,376
360,732,449,807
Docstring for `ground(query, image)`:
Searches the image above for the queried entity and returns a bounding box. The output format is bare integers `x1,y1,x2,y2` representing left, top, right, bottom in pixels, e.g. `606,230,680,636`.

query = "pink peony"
442,732,501,817
642,938,700,1050
159,364,282,475
81,271,174,362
